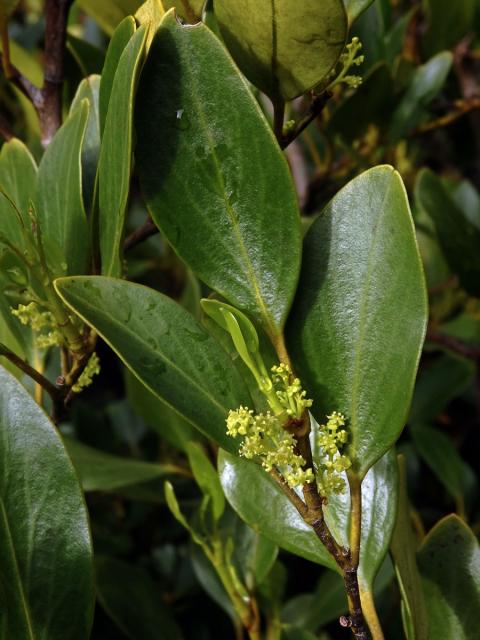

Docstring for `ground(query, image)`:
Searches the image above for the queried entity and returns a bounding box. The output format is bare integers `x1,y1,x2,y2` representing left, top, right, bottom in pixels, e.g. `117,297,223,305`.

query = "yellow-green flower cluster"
11,302,62,348
328,37,364,90
72,352,101,393
315,412,352,496
226,406,314,488
270,363,313,419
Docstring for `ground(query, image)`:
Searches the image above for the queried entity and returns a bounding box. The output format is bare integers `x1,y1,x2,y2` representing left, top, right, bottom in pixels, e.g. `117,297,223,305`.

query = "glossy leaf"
288,166,427,477
418,515,480,639
96,556,182,640
125,368,199,450
410,424,472,502
55,276,250,452
214,0,347,101
416,168,480,297
71,75,101,212
390,52,453,139
0,365,94,639
99,25,147,278
343,0,375,24
99,16,135,135
63,436,176,492
0,137,37,247
186,442,225,521
163,0,204,22
135,12,301,335
37,100,90,275
390,455,429,640
218,447,398,588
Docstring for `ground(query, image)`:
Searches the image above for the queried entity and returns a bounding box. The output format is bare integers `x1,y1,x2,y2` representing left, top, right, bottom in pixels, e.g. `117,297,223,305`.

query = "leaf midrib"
348,175,395,457
61,286,231,417
0,498,36,640
184,29,276,335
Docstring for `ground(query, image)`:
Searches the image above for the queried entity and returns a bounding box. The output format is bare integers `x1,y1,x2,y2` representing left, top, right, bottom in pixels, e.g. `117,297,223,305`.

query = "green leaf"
409,353,475,424
418,515,480,639
70,75,101,212
390,455,429,640
186,442,225,521
99,16,136,135
343,0,375,24
213,0,347,101
63,436,176,492
135,0,166,48
95,556,182,640
390,52,453,140
164,480,192,532
201,299,271,391
37,99,90,275
54,276,251,452
99,25,147,278
0,137,37,248
416,168,480,298
287,166,427,477
410,424,472,502
218,447,398,588
135,12,301,336
0,365,94,639
125,368,199,451
422,0,475,57
76,0,142,35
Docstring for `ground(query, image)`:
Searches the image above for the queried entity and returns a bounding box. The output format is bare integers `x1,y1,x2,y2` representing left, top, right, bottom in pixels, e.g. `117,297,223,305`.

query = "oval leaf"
415,168,480,298
214,0,347,100
98,25,147,277
54,276,250,452
63,437,175,492
218,446,397,590
37,100,90,275
418,515,480,640
287,165,427,477
135,12,301,336
99,16,136,134
0,365,94,639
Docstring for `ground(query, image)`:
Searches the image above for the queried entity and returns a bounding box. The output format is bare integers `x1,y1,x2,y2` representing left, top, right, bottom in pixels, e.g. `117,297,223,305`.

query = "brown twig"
280,91,332,149
0,342,67,421
39,0,73,145
426,329,480,360
0,52,43,106
270,411,370,639
412,98,480,135
0,110,14,140
0,0,72,145
124,216,159,251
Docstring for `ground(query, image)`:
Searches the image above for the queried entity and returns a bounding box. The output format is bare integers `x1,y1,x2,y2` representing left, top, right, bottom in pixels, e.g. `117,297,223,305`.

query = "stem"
360,587,385,640
207,542,261,640
280,91,332,149
0,343,61,404
273,96,285,145
124,216,159,252
39,0,73,146
348,473,362,567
